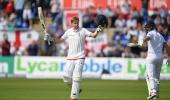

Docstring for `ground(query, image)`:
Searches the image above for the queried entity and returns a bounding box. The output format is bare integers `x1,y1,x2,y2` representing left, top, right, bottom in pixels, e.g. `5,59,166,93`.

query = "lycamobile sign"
14,57,121,74
0,56,14,76
127,59,170,76
127,59,146,76
14,57,170,79
15,56,65,74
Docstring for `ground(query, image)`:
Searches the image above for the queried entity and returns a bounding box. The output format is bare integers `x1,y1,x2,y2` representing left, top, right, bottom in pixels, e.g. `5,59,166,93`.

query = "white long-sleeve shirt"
147,30,165,58
61,28,91,59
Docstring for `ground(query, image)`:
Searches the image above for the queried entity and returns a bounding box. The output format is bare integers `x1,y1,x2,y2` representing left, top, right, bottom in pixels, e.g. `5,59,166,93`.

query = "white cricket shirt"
146,30,165,58
61,28,91,59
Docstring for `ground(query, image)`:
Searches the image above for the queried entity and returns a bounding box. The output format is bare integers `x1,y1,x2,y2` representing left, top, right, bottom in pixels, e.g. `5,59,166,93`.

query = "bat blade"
38,7,53,45
38,7,47,33
127,43,141,47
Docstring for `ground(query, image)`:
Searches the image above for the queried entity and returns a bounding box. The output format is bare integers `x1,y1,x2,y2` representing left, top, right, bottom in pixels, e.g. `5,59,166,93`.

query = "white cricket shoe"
70,99,77,100
147,92,159,100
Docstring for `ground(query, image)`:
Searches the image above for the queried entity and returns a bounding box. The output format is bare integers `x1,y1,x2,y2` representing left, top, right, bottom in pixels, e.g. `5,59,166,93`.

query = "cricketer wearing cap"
44,16,103,100
138,21,170,100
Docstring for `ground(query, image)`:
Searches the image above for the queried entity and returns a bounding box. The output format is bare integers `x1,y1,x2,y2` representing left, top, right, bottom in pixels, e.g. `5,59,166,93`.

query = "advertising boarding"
12,57,170,80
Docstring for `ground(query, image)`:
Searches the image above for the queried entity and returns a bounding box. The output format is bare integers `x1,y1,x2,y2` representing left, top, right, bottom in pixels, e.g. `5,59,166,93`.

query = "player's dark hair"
144,21,155,30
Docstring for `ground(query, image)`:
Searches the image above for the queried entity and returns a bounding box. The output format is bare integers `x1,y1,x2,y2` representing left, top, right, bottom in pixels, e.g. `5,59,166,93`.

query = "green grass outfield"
0,78,170,100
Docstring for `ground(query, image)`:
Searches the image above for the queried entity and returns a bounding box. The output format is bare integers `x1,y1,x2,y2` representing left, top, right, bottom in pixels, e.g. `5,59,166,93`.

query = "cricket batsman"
138,21,170,99
44,16,107,100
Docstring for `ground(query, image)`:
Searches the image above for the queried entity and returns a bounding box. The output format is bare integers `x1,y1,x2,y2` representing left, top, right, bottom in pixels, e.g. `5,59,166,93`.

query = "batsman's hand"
44,33,52,45
137,40,144,47
96,25,103,33
166,58,170,66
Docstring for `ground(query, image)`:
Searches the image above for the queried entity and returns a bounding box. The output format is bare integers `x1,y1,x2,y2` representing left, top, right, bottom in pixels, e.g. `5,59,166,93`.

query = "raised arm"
89,25,103,38
138,36,151,47
44,33,64,44
53,37,64,44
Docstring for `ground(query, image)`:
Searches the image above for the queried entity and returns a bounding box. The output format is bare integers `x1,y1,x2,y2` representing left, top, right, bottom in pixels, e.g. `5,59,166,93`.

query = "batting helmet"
95,14,108,27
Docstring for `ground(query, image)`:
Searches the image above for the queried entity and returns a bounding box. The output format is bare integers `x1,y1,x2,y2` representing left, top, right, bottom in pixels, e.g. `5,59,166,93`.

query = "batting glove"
44,33,52,45
166,58,170,66
96,25,103,33
137,40,144,47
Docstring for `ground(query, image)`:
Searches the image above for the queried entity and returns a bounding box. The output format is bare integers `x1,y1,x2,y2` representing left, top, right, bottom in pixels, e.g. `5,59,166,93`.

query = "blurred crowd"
0,0,54,29
0,0,170,58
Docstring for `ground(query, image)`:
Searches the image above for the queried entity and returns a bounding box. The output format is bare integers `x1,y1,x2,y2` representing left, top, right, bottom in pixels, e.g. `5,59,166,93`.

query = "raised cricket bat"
38,7,47,33
127,43,138,47
38,7,53,45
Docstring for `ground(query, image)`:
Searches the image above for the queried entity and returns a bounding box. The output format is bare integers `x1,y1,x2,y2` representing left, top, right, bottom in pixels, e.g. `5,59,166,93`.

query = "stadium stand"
0,0,170,58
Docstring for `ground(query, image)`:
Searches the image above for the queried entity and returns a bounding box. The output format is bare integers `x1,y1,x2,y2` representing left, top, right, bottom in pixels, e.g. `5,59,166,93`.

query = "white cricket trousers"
63,58,85,99
146,56,163,95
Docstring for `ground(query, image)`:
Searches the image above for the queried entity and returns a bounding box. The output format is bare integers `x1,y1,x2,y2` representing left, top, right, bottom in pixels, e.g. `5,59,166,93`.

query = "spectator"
30,0,39,23
50,0,61,22
25,40,39,56
126,15,137,29
0,0,8,13
151,8,159,21
154,14,164,25
96,5,104,15
5,0,14,17
104,5,114,17
112,31,121,45
112,45,123,57
137,22,146,42
120,0,131,19
159,5,168,19
11,46,24,56
82,8,91,28
22,0,32,28
103,43,114,57
120,32,130,47
0,12,8,30
122,46,135,58
1,33,11,56
114,14,126,29
14,0,25,20
82,6,97,28
53,3,63,25
0,0,169,58
88,6,97,28
104,5,114,27
15,17,22,28
21,19,29,29
127,27,138,38
36,0,50,16
7,13,16,31
131,7,140,19
112,31,130,54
